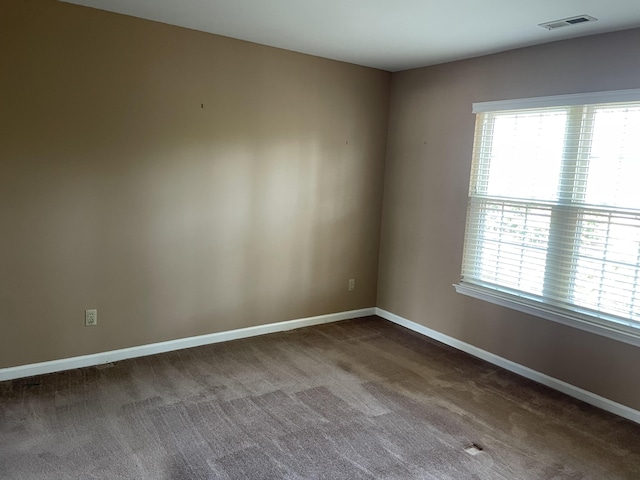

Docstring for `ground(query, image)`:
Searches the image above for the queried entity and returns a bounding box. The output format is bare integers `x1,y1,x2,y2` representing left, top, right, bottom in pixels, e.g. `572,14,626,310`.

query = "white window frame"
455,88,640,348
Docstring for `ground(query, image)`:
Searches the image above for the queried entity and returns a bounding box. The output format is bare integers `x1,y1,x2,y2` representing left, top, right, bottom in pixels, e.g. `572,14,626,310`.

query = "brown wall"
0,0,390,367
378,28,640,410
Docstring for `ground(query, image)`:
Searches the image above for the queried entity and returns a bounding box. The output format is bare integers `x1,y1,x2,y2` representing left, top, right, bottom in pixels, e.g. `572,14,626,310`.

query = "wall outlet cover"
85,309,97,327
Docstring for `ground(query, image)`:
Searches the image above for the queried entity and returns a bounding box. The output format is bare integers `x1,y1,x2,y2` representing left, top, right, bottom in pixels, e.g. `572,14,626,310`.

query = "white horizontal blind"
461,95,640,331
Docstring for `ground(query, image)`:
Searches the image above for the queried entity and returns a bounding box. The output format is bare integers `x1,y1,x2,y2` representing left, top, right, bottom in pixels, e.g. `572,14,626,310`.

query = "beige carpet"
1,316,639,479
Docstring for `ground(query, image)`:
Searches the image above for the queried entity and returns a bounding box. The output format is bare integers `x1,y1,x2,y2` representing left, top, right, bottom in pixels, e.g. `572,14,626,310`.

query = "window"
455,89,640,346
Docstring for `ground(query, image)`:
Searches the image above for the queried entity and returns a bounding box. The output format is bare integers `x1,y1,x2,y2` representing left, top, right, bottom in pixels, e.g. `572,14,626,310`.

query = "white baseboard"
6,305,638,425
375,307,640,425
0,308,376,382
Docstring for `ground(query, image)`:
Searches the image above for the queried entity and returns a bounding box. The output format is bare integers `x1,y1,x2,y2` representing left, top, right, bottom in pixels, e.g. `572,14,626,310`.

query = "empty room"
2,0,640,478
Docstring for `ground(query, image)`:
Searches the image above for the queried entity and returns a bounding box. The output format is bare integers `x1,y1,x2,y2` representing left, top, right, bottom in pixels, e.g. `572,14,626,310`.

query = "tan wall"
0,0,390,367
378,29,640,410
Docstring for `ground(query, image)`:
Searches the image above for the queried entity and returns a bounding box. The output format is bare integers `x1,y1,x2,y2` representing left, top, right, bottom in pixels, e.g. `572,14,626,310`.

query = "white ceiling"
60,0,640,72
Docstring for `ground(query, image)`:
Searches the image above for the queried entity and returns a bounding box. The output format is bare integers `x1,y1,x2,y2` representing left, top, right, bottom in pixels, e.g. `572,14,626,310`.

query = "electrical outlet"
85,309,97,327
348,278,355,291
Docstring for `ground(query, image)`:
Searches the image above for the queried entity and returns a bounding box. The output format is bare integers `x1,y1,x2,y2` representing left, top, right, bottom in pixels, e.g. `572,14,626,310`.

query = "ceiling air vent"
539,15,598,30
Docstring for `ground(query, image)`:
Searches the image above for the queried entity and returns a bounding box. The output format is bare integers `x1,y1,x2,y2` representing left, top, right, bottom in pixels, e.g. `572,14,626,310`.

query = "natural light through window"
456,90,640,345
487,110,565,200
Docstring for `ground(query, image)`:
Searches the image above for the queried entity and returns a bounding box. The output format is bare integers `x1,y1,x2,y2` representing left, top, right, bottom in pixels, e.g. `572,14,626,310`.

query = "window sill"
453,283,640,348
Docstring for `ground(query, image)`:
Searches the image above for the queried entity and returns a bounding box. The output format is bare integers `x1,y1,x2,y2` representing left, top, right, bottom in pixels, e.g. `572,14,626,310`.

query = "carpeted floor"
1,316,639,479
